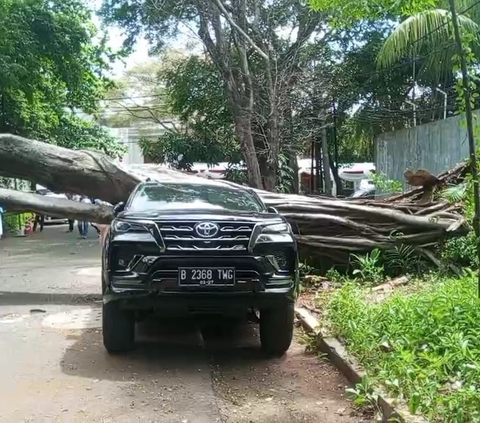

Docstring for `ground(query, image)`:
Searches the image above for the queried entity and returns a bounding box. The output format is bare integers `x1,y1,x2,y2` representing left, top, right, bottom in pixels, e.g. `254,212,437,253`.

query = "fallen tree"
0,188,114,223
0,134,468,265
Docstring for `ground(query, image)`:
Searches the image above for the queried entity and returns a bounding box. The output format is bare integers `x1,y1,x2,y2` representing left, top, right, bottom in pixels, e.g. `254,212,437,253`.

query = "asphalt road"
0,225,369,423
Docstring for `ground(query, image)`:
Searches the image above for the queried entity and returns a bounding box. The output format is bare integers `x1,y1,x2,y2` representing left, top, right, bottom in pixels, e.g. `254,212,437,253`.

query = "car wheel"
102,301,135,353
259,303,294,356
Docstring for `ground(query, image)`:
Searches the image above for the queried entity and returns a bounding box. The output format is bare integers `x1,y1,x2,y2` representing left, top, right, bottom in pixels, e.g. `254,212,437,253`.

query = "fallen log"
0,134,139,204
0,134,468,266
0,188,114,223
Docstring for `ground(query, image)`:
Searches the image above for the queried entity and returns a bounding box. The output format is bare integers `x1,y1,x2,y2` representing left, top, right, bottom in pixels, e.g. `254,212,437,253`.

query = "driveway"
0,225,369,422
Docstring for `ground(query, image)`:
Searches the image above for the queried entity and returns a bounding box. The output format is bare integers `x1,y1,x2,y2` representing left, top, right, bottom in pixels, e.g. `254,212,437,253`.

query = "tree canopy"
102,0,336,189
0,0,123,157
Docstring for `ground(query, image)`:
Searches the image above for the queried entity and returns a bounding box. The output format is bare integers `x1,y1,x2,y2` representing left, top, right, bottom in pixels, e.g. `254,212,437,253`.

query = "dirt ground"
0,225,370,422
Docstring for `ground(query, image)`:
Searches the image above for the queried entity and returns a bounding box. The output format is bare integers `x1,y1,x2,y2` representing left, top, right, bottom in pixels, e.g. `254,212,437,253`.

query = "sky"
90,0,151,77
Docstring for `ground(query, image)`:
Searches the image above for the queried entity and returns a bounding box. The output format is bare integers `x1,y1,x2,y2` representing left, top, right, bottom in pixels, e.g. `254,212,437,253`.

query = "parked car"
350,180,375,199
39,190,68,224
101,179,299,356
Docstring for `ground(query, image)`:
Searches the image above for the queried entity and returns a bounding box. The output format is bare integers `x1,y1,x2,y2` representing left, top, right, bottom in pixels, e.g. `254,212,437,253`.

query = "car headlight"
255,222,293,244
112,220,148,233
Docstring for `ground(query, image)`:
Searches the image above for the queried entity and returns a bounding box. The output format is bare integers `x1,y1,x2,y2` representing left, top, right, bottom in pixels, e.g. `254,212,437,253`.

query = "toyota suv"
101,179,299,356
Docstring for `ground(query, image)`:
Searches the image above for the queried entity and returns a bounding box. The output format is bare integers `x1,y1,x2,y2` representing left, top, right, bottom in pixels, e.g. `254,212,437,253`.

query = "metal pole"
448,0,480,296
405,100,417,126
332,99,339,167
412,57,417,126
310,138,314,194
436,87,448,119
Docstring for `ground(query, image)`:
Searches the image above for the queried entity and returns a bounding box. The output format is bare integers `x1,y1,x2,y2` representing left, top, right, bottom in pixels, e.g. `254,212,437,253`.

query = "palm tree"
377,0,480,79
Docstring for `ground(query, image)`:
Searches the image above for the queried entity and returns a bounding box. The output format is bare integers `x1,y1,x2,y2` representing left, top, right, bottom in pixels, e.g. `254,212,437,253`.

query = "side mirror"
113,202,125,216
267,206,279,214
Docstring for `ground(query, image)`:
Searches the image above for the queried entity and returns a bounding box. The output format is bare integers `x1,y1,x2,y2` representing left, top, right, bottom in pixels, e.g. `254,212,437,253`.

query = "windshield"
128,184,265,212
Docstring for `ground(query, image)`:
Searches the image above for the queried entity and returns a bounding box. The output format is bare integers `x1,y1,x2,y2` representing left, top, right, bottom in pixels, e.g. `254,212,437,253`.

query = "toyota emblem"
195,222,220,238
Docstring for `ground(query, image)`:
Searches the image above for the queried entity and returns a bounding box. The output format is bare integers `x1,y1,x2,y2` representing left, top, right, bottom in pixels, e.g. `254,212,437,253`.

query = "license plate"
178,267,235,286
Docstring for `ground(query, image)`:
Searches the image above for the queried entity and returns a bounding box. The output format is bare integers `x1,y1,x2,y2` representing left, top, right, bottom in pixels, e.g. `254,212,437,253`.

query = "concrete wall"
375,111,478,185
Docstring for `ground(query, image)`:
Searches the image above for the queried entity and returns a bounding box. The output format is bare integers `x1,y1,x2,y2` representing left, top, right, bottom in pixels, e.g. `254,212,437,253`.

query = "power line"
102,94,167,102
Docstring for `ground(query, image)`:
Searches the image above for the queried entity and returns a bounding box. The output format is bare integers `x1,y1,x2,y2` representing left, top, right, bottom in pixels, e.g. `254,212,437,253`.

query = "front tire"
102,301,135,353
260,303,294,356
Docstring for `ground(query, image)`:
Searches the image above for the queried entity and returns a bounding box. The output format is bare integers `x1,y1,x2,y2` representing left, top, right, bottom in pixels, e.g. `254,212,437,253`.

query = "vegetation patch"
326,273,480,422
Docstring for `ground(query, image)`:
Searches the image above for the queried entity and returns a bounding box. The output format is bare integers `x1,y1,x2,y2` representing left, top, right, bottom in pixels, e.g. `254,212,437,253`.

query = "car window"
128,184,265,212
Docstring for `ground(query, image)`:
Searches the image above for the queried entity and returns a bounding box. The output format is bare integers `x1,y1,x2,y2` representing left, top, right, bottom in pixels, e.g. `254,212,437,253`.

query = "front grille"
156,221,255,253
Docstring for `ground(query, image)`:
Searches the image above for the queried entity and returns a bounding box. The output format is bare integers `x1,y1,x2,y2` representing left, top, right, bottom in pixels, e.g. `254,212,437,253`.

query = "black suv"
102,179,299,355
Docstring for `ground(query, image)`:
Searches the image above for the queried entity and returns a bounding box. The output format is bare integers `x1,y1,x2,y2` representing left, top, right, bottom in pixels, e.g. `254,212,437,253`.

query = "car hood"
118,209,284,224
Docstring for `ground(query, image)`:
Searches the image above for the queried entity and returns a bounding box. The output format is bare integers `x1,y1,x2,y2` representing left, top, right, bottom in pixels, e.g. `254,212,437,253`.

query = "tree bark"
329,151,343,197
0,134,467,267
0,134,140,204
233,110,263,189
321,118,332,196
0,188,113,223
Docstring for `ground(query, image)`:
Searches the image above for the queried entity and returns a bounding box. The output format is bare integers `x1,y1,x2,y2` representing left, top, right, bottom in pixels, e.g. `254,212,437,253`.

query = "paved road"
0,226,369,422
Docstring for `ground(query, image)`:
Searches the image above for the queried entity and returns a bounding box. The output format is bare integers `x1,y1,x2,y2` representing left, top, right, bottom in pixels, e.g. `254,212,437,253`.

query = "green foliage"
351,249,385,284
50,115,125,158
298,330,319,354
299,261,318,278
328,274,480,421
441,183,469,203
224,164,249,185
325,268,348,285
0,0,120,153
438,178,478,268
371,173,403,195
345,376,377,411
276,153,296,193
443,231,478,267
383,245,426,276
140,133,232,170
138,55,242,170
309,0,449,26
378,9,480,79
100,59,170,128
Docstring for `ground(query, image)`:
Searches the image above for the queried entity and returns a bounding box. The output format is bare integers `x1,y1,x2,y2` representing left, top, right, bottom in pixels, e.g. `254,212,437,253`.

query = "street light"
435,87,448,120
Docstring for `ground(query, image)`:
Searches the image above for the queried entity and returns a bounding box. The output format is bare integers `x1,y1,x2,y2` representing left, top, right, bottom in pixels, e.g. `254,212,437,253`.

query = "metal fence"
375,110,479,187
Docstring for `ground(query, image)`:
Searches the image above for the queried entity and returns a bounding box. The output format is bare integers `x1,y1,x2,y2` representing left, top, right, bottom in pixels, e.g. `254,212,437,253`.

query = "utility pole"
310,138,315,194
448,0,480,296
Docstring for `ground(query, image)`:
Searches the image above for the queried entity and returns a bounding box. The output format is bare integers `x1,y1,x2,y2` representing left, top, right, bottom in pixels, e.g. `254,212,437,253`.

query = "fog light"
273,251,288,269
267,249,291,271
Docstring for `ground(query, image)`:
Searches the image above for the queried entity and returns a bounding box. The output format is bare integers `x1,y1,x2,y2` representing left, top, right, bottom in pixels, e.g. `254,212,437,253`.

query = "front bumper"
105,250,299,310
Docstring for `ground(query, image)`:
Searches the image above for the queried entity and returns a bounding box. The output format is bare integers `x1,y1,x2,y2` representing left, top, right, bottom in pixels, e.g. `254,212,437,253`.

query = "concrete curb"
295,307,427,423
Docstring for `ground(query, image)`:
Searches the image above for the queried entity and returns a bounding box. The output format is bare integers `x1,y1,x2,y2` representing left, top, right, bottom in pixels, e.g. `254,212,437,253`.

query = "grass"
327,272,480,422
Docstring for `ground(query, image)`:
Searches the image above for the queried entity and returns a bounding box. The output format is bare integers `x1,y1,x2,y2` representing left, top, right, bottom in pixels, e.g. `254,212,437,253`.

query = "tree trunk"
321,118,332,196
263,63,280,192
0,134,467,268
0,187,113,223
329,151,343,196
233,111,263,189
0,134,140,204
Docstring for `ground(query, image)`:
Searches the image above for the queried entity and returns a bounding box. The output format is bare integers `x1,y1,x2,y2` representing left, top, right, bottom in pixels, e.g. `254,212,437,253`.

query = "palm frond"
440,183,468,204
377,9,480,74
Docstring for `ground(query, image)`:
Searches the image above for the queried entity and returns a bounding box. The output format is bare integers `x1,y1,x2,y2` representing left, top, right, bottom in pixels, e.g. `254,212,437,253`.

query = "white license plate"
178,267,235,286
